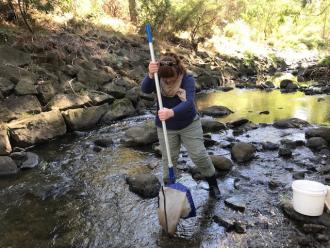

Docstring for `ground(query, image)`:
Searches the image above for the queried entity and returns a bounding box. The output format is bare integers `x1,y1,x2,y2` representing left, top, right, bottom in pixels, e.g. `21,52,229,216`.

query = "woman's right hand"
148,61,159,79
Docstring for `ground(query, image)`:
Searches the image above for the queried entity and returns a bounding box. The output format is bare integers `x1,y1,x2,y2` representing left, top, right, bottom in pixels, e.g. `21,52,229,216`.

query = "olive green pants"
157,116,215,182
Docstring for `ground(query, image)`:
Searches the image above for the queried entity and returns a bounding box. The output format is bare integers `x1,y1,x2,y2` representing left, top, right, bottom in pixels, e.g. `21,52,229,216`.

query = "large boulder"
77,68,112,89
14,77,38,95
7,110,67,147
87,91,115,105
48,93,91,111
200,106,234,117
36,81,56,105
0,47,31,66
122,120,157,146
0,77,15,96
273,118,310,129
0,64,33,84
305,127,330,144
0,156,18,177
231,142,256,163
62,104,109,131
306,137,328,151
126,173,161,198
0,95,42,122
0,129,12,155
101,98,135,123
102,82,126,99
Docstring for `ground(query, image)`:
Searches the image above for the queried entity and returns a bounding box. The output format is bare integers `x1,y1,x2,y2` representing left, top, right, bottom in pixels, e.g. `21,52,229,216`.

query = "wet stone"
234,221,246,234
224,196,246,212
0,156,18,177
94,138,113,148
20,152,39,169
292,171,306,180
204,137,217,147
268,179,281,190
281,200,330,227
93,146,102,152
279,147,292,158
262,141,279,151
126,173,161,199
213,215,235,231
302,224,327,234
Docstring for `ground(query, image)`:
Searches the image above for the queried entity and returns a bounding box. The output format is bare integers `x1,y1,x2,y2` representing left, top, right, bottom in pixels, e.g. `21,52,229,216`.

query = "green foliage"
138,0,171,33
320,56,330,65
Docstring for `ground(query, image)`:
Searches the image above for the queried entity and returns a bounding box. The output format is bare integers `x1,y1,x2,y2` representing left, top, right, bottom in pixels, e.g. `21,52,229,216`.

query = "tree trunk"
128,0,138,23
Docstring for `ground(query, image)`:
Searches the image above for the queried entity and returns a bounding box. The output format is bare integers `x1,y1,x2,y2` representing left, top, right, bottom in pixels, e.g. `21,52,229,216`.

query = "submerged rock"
126,173,161,198
0,156,18,177
273,118,310,129
200,105,233,117
122,120,157,146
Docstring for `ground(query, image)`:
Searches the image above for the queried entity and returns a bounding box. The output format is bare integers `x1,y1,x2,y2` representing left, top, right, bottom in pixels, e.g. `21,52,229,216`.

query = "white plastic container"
292,180,329,216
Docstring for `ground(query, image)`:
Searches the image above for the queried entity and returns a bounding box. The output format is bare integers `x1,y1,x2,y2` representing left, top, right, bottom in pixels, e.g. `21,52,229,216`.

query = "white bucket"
292,180,329,216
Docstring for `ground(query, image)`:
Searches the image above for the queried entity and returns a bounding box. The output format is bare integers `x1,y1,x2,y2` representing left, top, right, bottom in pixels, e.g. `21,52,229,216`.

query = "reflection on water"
196,89,330,125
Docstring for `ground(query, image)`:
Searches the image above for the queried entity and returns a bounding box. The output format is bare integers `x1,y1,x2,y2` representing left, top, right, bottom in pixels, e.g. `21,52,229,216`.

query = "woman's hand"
158,108,174,121
148,61,159,79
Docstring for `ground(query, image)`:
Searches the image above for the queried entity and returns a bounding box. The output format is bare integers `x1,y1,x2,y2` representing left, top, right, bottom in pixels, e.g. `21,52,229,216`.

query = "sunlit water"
196,89,330,125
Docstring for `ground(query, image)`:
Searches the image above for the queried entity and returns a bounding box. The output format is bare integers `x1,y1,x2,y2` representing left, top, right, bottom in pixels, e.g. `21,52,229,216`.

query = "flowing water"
0,90,329,248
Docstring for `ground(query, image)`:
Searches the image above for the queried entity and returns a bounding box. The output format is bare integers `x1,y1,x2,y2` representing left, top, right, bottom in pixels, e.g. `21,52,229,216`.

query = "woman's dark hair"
158,52,186,78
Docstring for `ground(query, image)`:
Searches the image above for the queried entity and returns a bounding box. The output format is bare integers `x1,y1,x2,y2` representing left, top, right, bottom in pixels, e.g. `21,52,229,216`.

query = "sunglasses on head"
160,61,177,66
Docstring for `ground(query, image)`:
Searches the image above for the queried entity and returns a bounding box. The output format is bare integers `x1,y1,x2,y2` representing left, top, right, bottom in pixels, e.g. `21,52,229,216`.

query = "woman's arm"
141,75,156,94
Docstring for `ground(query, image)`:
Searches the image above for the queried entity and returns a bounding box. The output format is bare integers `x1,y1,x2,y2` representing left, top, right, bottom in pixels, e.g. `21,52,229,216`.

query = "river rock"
210,155,233,171
14,77,37,95
305,127,330,144
36,81,56,104
224,196,246,212
48,93,92,111
280,79,298,92
0,129,12,155
7,110,67,147
20,152,39,169
0,95,42,122
262,142,279,151
94,138,113,148
306,137,328,151
281,200,330,227
62,104,109,131
101,98,135,123
102,82,126,99
231,142,256,162
302,224,327,234
201,118,226,133
0,156,18,176
227,118,249,128
126,173,161,198
87,91,115,105
0,46,31,66
77,68,112,89
0,64,33,85
273,118,310,129
200,106,233,117
0,77,15,96
278,147,292,158
122,120,157,146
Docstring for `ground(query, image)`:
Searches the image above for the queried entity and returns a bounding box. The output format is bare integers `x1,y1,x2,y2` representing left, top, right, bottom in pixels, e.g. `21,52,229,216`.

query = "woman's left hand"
158,108,174,121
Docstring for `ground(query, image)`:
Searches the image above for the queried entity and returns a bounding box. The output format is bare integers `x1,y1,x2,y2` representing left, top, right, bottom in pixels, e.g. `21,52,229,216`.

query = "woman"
141,52,221,199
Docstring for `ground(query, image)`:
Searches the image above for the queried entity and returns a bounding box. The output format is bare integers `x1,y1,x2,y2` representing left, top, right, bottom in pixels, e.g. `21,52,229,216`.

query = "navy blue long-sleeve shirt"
141,73,197,130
